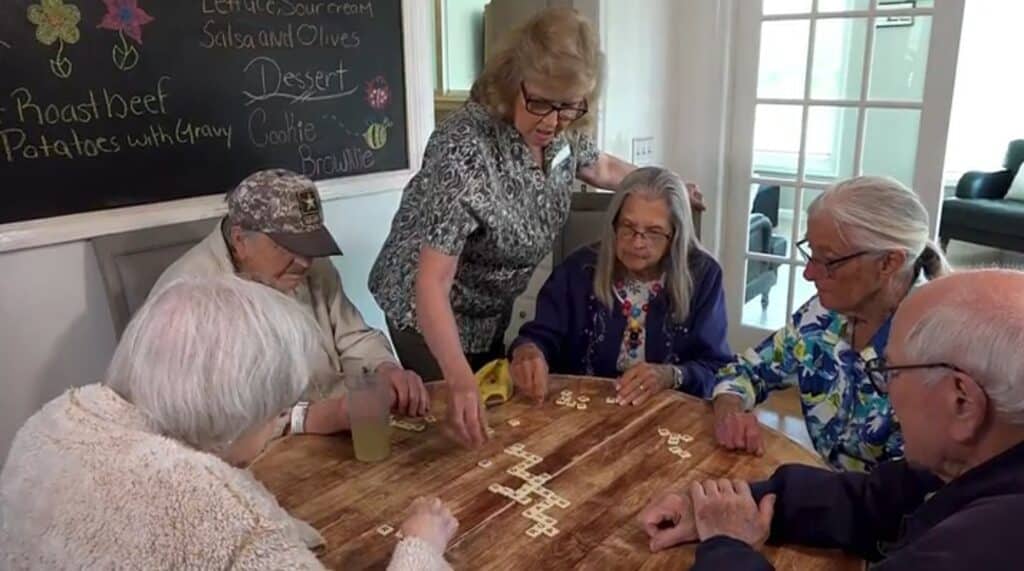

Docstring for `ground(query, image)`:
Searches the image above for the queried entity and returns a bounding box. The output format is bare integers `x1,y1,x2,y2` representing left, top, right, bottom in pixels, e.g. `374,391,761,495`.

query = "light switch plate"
631,137,654,166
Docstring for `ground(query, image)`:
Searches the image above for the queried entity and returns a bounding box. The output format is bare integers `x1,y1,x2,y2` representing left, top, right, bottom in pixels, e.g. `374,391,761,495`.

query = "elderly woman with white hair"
0,276,457,570
712,176,951,472
509,166,732,403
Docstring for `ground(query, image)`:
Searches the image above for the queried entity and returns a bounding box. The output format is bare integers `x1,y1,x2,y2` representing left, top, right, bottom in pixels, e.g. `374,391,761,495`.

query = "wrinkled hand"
686,182,706,213
637,490,698,552
400,497,459,554
377,363,430,417
510,343,550,403
712,395,764,455
616,363,674,406
445,377,489,448
690,479,775,549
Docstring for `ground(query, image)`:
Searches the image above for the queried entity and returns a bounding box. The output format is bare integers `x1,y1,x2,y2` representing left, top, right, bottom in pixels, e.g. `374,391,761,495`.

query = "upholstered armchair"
939,140,1024,254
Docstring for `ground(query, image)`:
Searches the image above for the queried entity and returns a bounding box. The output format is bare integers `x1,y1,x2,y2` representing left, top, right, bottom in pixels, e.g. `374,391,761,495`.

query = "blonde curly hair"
470,7,603,132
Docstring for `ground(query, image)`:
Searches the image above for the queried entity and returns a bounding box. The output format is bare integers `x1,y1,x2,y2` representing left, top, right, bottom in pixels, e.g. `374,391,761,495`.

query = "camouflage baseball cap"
226,169,342,258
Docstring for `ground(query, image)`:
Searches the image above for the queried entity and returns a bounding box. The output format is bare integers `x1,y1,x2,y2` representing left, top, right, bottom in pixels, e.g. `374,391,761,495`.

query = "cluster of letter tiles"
658,427,694,459
483,443,571,537
554,389,597,410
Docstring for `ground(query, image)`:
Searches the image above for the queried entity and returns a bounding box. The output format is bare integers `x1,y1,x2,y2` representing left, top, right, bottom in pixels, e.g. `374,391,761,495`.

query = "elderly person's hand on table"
689,480,775,548
636,490,698,552
377,362,431,418
637,480,776,554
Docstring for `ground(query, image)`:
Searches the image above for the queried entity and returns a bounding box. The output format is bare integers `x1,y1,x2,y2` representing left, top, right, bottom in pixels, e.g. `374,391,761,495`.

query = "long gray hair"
808,176,951,280
593,167,702,322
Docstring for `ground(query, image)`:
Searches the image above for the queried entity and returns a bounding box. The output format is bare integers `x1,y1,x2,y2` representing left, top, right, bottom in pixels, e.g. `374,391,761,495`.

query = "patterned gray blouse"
369,102,600,353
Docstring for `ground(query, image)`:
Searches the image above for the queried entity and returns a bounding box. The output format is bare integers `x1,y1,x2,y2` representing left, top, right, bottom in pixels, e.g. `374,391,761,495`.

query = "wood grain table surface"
252,375,863,570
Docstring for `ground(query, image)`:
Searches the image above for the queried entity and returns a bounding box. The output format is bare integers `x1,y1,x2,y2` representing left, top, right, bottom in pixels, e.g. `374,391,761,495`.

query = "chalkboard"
0,0,408,225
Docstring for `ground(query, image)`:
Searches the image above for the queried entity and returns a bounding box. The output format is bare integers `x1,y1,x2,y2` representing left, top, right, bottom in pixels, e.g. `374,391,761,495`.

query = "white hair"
105,275,323,451
808,176,951,280
593,166,704,322
903,283,1024,425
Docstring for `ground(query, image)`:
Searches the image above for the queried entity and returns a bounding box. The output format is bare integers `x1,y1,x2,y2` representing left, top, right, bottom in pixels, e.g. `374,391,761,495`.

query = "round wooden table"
252,375,862,570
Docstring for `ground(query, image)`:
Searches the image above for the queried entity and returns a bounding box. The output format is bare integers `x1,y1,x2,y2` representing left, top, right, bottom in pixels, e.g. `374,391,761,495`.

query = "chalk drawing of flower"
26,0,81,79
98,0,154,72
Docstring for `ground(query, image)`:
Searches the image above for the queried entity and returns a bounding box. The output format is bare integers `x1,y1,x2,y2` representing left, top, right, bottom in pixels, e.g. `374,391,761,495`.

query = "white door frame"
721,0,965,351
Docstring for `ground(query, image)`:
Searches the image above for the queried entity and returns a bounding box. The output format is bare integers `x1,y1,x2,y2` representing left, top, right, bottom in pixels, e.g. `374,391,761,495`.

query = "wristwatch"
670,367,684,391
290,401,311,435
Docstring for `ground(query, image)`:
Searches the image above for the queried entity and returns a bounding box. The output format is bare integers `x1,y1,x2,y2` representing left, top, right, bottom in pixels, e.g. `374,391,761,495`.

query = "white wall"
599,0,732,256
0,241,119,464
322,190,404,333
441,0,488,91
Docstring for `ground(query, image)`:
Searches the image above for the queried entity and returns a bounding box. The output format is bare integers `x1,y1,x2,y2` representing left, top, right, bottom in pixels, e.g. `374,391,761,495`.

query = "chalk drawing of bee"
363,118,393,150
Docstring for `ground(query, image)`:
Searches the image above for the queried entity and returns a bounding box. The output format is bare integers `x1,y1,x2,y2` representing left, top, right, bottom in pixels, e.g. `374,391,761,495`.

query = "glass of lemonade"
346,368,393,462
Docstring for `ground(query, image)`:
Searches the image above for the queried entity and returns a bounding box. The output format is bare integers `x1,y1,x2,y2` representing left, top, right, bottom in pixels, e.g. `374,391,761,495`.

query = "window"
943,1,1024,184
753,17,866,181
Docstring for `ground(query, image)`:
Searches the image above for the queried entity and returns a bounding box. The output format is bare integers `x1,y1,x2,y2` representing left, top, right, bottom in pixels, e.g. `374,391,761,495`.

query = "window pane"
861,108,921,186
793,265,819,314
757,20,810,99
868,15,931,102
753,104,803,179
818,0,870,11
748,184,795,258
797,187,825,242
810,18,867,100
742,260,793,330
805,106,858,182
763,0,812,15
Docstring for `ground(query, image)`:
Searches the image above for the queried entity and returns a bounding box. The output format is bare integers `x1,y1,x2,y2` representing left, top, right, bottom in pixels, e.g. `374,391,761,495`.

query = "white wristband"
290,401,310,435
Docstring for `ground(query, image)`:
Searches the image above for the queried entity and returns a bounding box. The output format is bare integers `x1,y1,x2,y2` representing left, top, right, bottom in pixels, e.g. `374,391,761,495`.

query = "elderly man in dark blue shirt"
638,269,1024,570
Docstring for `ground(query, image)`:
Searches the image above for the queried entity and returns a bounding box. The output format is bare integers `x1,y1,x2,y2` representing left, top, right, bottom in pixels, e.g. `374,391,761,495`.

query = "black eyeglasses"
615,221,673,245
520,82,588,122
796,239,871,278
864,357,964,393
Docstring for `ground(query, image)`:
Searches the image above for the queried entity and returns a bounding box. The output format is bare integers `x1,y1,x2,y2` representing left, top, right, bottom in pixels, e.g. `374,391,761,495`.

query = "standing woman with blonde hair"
369,8,701,448
711,176,951,472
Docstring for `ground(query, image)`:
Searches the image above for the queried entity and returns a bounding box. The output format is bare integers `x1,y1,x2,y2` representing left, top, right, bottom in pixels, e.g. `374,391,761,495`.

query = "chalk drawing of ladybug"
365,76,391,110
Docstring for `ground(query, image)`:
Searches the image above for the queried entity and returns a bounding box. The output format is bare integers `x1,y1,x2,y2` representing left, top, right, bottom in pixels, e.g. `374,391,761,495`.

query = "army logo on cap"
297,189,322,226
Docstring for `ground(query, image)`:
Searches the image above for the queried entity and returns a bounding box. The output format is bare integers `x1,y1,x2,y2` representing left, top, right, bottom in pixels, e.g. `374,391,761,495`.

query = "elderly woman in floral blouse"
509,167,731,404
712,176,951,472
369,8,700,448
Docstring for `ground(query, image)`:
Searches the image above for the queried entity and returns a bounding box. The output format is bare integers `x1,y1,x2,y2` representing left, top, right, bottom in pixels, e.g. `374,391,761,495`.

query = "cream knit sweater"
0,384,452,570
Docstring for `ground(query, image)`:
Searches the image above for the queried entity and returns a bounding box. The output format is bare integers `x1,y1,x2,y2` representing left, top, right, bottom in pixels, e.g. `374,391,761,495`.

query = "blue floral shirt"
713,297,902,472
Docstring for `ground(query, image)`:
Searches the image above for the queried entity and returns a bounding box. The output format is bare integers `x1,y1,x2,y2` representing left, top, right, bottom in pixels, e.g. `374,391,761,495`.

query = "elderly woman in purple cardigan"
509,166,732,405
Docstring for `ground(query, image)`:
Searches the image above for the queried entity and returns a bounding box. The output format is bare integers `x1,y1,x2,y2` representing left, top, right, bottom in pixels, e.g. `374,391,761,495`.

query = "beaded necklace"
613,277,664,364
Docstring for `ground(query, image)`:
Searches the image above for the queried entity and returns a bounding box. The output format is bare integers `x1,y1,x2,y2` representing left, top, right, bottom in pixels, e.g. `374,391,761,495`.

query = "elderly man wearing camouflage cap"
153,169,428,436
